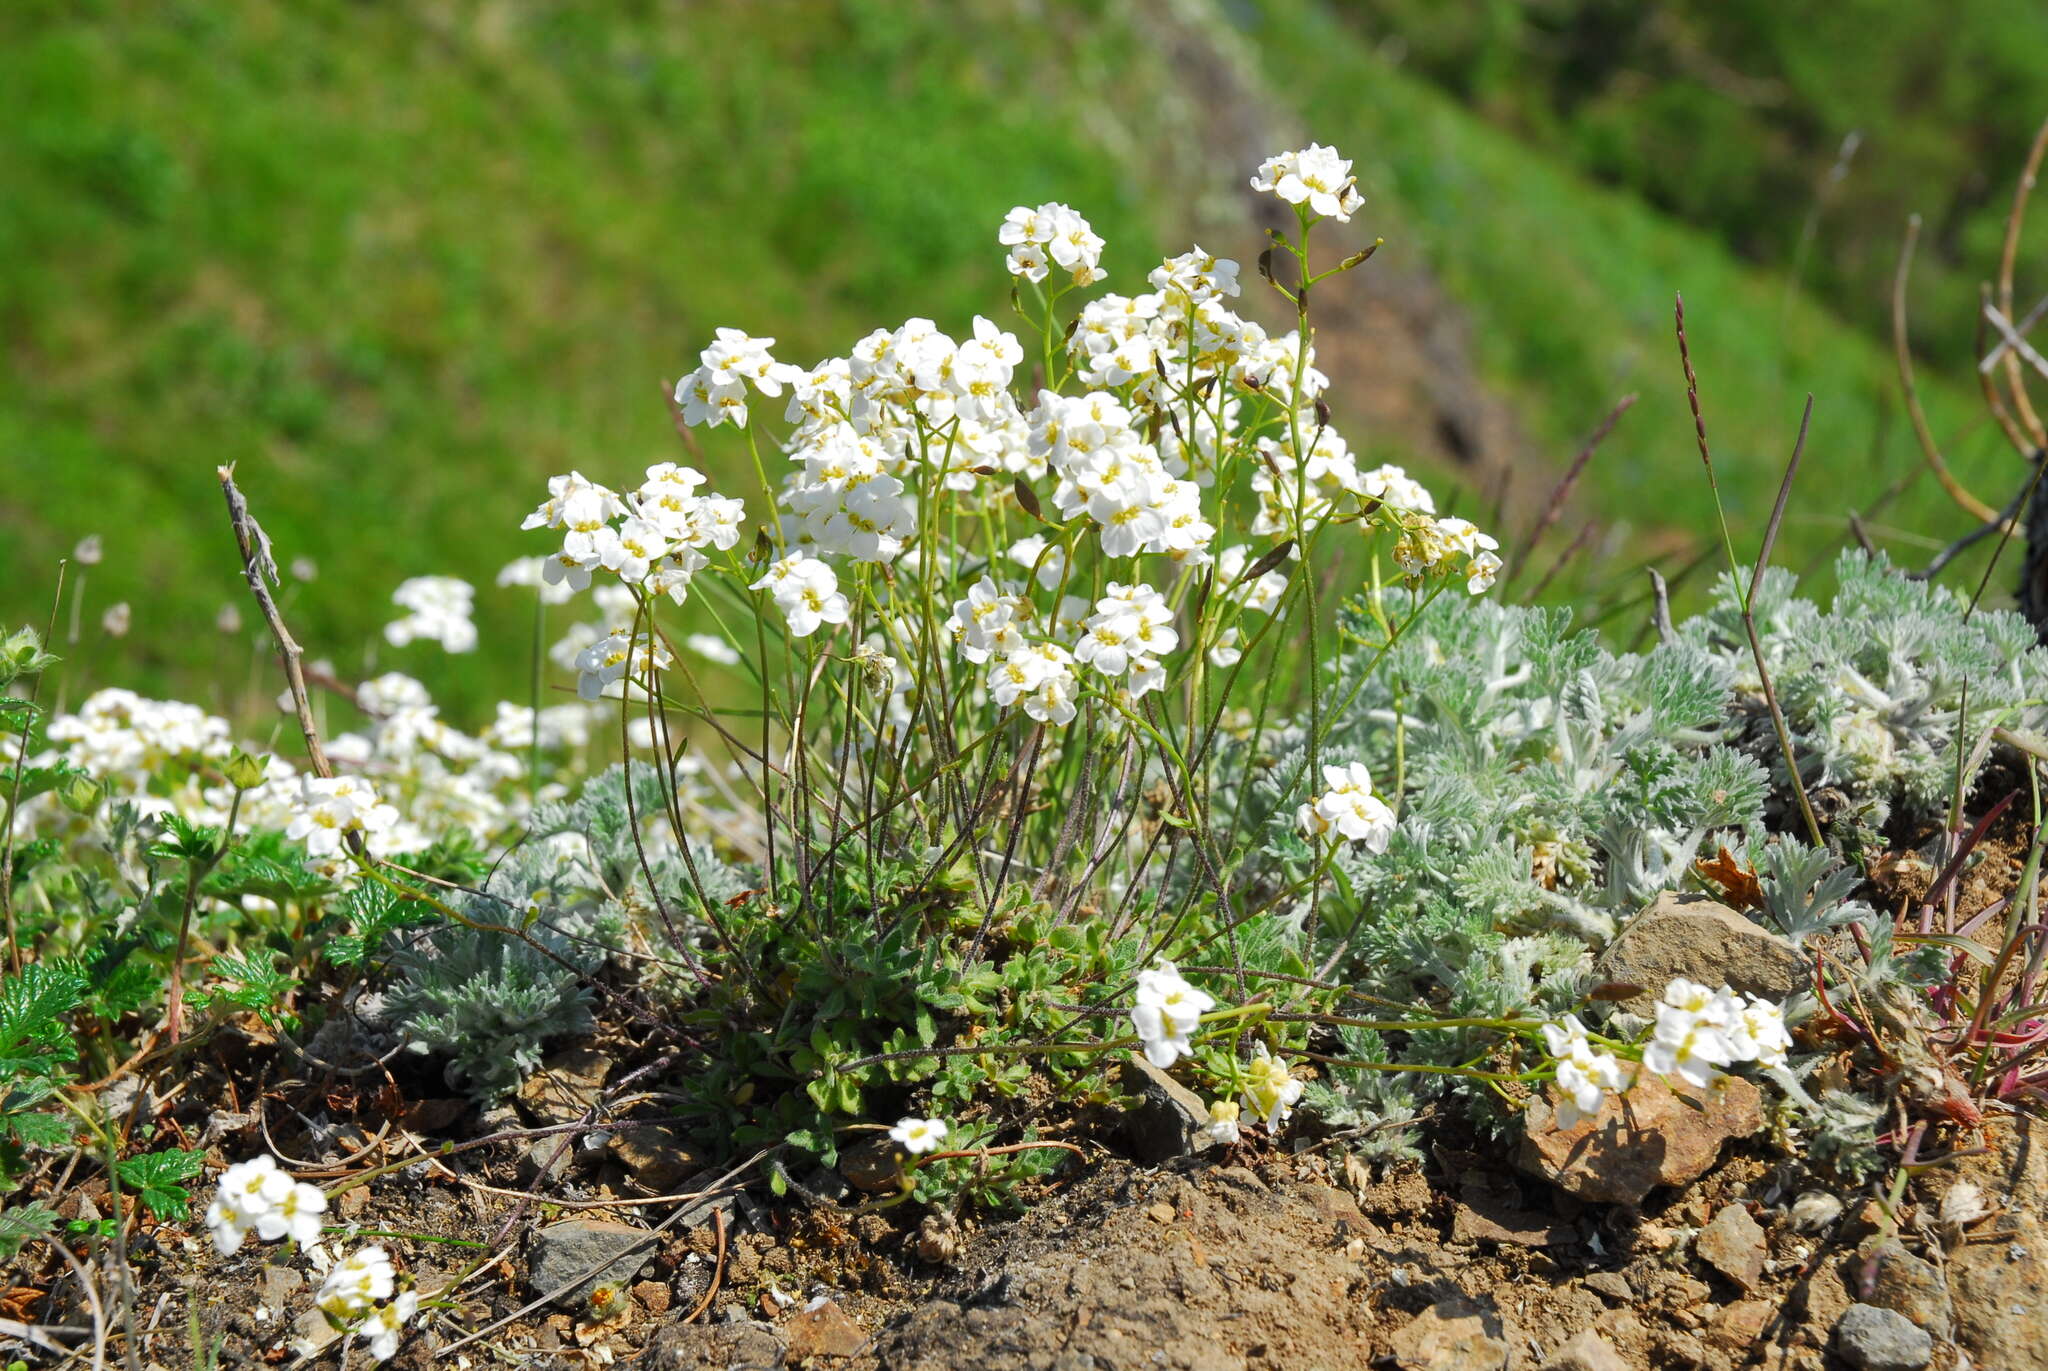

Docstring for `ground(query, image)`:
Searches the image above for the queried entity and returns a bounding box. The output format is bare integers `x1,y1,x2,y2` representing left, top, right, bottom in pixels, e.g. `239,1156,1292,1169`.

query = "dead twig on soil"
681,1210,727,1324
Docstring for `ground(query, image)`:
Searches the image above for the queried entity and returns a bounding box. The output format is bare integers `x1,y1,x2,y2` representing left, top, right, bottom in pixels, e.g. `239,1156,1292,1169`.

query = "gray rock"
1835,1303,1934,1371
1541,1329,1629,1371
1582,1271,1634,1304
1865,1241,1952,1334
527,1219,658,1308
516,1045,614,1124
1118,1053,1217,1163
1595,891,1807,1016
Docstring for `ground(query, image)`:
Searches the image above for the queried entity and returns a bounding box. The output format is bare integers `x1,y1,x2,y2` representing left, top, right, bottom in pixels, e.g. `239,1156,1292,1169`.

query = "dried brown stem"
216,465,335,780
1506,392,1635,588
1998,117,2048,448
1894,219,2000,523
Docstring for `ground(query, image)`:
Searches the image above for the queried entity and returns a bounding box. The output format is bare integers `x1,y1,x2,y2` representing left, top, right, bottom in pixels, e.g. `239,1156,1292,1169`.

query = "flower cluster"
1000,202,1107,286
317,1244,416,1362
522,464,745,604
284,774,401,861
1643,978,1793,1089
1540,1014,1631,1129
673,328,802,430
205,1155,326,1257
1249,143,1361,222
383,576,477,654
1296,762,1396,852
1130,960,1215,1068
752,553,850,638
1394,515,1503,596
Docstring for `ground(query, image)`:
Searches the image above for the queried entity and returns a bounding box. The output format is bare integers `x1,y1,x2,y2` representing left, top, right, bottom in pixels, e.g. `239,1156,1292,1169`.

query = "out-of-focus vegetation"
1,0,2030,715
1328,0,2048,361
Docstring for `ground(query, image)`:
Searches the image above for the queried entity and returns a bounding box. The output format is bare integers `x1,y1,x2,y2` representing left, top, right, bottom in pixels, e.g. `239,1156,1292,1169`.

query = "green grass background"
2,0,2027,719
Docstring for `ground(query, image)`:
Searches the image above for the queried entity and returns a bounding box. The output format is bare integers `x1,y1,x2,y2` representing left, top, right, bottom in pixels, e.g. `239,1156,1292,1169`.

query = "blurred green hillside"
2,0,2031,720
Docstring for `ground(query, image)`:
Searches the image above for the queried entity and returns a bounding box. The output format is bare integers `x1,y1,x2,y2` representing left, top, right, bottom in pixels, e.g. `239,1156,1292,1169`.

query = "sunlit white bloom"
285,775,400,859
1203,1099,1242,1146
1296,762,1395,851
253,1179,328,1247
750,554,849,638
384,576,477,653
318,1245,396,1319
101,602,131,637
889,1117,948,1156
1150,247,1241,303
1130,960,1216,1069
1249,143,1361,222
206,1155,294,1256
1540,1014,1631,1130
573,631,673,701
1240,1044,1304,1128
520,471,623,533
358,1290,417,1362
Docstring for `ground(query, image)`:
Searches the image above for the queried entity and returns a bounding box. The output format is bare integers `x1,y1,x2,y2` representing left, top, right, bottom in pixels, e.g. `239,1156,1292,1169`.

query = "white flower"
750,554,850,638
1130,960,1216,1069
1006,534,1067,591
1249,143,1360,222
1296,762,1396,852
1203,1100,1242,1146
384,576,477,653
497,556,579,605
889,1117,948,1156
101,602,131,637
318,1245,396,1319
206,1155,294,1256
1240,1044,1303,1129
253,1180,328,1247
573,631,672,702
358,1290,417,1362
1540,1014,1631,1130
1642,981,1742,1090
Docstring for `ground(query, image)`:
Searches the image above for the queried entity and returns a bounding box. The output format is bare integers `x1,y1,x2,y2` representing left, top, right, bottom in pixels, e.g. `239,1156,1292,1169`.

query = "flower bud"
224,751,269,791
57,772,103,816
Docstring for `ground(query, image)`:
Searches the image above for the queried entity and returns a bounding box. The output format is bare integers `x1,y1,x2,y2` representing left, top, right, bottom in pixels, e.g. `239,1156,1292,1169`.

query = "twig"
217,465,336,781
1996,117,2048,449
1911,472,2035,581
1521,521,1598,603
1893,219,2000,523
681,1210,727,1324
1646,568,1675,645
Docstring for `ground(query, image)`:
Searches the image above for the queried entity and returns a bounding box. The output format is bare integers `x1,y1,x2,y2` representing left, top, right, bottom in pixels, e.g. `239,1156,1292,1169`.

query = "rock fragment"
528,1219,659,1308
1834,1303,1933,1371
1696,1202,1766,1291
1595,891,1806,1015
1518,1071,1764,1205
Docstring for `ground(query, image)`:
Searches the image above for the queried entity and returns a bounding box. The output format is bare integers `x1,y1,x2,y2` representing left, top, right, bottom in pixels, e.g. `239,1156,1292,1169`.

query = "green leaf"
0,1202,58,1260
114,1147,206,1222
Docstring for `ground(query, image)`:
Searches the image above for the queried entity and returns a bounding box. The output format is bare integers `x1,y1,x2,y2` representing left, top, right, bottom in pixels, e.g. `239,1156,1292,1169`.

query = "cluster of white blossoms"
283,774,401,861
1130,960,1216,1068
1394,515,1503,596
1000,201,1107,286
1643,977,1793,1089
383,576,477,654
1296,762,1397,852
752,552,851,639
1540,1014,1631,1130
317,1244,416,1362
674,328,803,430
205,1155,326,1256
1250,143,1362,222
42,688,231,784
522,464,745,605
